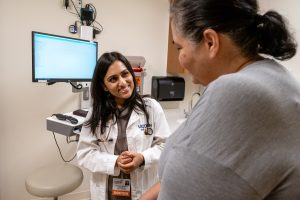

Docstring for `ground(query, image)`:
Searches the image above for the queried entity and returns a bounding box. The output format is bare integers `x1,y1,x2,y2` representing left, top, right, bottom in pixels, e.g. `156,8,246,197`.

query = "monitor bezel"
32,31,98,83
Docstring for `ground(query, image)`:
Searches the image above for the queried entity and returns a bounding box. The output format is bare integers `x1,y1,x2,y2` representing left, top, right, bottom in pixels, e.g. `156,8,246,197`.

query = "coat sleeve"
76,110,120,176
141,98,171,170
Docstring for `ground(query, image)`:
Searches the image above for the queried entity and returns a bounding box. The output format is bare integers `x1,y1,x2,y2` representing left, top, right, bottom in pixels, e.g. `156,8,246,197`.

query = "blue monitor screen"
32,31,98,82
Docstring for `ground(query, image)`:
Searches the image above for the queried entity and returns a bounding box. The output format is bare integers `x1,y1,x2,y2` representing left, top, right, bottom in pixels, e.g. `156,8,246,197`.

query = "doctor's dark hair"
86,51,150,135
169,0,297,60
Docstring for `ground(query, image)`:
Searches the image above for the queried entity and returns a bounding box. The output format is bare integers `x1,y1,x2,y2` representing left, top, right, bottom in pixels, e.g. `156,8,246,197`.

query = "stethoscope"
144,126,153,135
97,124,113,143
97,123,153,143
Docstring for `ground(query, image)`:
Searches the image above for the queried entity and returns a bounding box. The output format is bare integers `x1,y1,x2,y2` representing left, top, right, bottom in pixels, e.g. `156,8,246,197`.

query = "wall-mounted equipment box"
151,76,185,101
46,112,85,136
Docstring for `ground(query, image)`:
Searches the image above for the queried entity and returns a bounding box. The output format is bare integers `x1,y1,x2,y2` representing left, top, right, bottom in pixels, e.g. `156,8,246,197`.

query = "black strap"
108,107,132,200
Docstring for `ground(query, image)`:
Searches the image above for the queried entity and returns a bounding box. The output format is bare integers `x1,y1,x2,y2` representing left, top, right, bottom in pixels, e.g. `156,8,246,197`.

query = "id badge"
112,178,131,197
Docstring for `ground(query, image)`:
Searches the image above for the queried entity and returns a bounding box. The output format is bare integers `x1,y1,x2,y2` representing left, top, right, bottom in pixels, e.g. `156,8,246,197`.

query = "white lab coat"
77,98,171,200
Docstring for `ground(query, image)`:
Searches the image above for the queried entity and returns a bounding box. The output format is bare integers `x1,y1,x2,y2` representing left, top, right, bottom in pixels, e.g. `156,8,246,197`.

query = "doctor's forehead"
105,61,128,76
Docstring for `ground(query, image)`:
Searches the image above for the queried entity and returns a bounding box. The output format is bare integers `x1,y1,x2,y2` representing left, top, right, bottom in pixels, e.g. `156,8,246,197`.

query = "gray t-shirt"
158,59,300,200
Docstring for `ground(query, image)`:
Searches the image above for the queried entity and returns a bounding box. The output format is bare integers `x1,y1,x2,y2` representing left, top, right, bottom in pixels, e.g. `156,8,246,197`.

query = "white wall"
0,0,169,199
259,0,300,76
0,0,299,200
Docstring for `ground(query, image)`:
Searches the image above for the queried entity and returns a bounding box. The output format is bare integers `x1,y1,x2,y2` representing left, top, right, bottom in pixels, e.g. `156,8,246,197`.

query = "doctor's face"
103,60,134,107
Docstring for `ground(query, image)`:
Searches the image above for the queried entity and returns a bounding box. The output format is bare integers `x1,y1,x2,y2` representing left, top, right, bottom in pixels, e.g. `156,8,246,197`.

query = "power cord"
64,1,104,37
69,0,82,24
47,82,56,86
86,3,104,36
92,20,103,33
64,0,69,9
69,82,83,90
52,132,77,163
86,3,96,24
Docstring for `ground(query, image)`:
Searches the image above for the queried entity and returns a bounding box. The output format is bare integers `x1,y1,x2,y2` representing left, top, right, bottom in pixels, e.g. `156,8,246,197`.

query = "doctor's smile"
77,52,170,200
103,60,134,106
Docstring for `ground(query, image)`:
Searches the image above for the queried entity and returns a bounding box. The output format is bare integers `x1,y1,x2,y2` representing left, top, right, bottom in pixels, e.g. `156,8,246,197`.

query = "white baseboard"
61,190,90,200
32,190,90,200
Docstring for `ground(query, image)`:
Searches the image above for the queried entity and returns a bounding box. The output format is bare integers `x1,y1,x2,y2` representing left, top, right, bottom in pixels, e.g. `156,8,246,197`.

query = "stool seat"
25,163,83,198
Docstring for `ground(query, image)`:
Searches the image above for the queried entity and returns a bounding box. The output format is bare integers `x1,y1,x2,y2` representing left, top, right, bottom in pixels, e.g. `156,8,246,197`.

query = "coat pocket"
90,173,107,200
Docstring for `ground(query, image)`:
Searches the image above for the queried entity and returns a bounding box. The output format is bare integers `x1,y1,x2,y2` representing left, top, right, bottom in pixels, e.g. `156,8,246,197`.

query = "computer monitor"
32,31,98,83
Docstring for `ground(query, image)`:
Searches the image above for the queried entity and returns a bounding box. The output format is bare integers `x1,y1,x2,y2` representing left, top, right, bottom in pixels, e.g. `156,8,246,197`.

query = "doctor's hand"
116,152,133,167
117,151,144,174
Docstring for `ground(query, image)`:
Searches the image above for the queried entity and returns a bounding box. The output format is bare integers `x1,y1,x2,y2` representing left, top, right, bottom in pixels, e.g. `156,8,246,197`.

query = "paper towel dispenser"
151,76,185,101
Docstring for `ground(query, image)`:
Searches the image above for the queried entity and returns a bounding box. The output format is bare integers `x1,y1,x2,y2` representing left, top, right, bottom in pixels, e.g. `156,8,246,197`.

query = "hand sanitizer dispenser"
151,76,185,101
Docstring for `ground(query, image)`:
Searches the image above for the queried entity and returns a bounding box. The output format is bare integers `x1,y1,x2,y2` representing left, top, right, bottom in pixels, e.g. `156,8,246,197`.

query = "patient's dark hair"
169,0,297,60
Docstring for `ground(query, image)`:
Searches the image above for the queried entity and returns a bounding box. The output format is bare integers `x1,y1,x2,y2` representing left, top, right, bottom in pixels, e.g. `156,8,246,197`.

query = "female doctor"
77,51,171,200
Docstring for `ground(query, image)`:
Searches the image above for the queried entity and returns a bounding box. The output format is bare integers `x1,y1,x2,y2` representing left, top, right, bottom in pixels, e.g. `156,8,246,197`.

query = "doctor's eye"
121,70,130,77
108,76,118,83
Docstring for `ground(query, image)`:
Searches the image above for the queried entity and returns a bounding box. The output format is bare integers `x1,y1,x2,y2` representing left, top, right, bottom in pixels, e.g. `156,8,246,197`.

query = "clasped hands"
116,151,144,174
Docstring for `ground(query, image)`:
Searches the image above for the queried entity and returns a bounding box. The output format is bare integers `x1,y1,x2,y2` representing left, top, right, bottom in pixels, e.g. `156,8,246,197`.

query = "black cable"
64,0,69,9
75,20,81,28
64,1,104,34
93,20,104,32
47,82,56,85
86,3,103,34
92,24,103,35
66,9,78,16
70,0,81,20
52,132,77,163
87,3,97,23
69,82,83,89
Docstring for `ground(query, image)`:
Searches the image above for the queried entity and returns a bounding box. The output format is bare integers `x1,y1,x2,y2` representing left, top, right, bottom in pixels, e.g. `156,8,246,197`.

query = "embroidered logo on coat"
138,123,152,131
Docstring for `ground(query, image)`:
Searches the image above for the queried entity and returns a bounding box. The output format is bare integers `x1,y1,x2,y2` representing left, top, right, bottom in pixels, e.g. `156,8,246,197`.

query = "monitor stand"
80,82,91,109
71,82,91,109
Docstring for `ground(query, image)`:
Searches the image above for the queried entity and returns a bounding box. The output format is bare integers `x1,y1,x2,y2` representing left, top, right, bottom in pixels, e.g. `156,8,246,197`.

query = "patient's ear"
202,29,219,58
